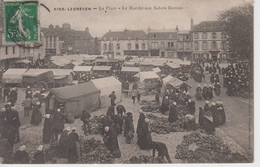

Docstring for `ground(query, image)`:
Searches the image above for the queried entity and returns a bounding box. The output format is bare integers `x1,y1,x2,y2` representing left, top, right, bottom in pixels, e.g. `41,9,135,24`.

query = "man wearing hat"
80,110,91,135
3,85,10,102
67,127,79,163
32,145,45,164
14,145,30,164
137,109,145,145
210,102,219,127
112,111,124,135
109,91,116,106
202,84,208,100
9,88,17,107
22,97,32,117
187,99,196,115
10,106,21,143
124,111,135,144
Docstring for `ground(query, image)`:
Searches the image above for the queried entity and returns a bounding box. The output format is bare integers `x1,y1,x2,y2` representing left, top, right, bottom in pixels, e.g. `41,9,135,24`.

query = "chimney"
191,18,194,30
175,25,178,32
85,27,89,32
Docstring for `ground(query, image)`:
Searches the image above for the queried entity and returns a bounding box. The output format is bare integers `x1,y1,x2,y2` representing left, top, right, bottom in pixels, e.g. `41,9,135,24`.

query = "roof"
163,75,191,88
73,66,92,72
191,21,223,32
178,30,191,34
22,69,53,77
135,71,160,82
2,69,28,83
95,59,119,63
91,76,121,89
140,62,153,66
101,30,147,40
148,31,177,39
15,60,31,64
166,63,181,69
153,67,161,73
92,66,112,71
50,56,71,67
121,67,140,72
50,81,99,101
24,69,72,77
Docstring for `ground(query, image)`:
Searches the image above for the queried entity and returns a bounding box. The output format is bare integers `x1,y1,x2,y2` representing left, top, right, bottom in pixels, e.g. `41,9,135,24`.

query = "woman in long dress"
31,102,42,125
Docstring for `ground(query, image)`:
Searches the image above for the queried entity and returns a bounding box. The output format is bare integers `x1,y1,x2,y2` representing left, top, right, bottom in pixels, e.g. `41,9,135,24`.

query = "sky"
39,0,253,38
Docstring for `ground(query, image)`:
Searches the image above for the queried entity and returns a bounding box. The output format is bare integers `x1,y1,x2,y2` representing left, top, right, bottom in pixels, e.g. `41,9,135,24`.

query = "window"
221,42,226,50
5,47,8,55
151,42,158,49
110,37,113,41
178,42,183,50
169,34,173,38
116,43,120,50
135,44,139,50
194,42,199,50
142,43,146,50
186,35,190,40
161,42,165,48
212,42,217,50
13,46,15,54
116,52,121,55
117,37,119,41
221,32,226,39
212,32,216,39
154,34,156,38
135,37,138,41
109,43,113,51
128,43,131,50
202,33,207,39
104,44,107,50
53,38,56,48
203,42,208,50
185,42,190,50
168,42,174,49
194,33,198,39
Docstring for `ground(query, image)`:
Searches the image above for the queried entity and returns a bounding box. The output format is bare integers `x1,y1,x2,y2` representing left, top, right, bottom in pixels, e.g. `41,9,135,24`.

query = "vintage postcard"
0,0,254,165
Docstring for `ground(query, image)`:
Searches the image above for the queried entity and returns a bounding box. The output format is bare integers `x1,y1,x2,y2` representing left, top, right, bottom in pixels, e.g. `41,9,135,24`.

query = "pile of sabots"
175,131,250,163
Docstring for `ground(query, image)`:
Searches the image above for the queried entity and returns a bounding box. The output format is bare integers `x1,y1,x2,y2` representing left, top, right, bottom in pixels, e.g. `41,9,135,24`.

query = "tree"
218,3,253,65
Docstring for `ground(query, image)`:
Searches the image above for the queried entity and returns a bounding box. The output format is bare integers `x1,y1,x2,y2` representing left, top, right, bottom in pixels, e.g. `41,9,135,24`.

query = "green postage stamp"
4,0,39,43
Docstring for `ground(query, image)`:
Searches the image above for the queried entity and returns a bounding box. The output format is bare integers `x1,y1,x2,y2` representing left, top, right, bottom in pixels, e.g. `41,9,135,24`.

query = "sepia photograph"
0,0,255,165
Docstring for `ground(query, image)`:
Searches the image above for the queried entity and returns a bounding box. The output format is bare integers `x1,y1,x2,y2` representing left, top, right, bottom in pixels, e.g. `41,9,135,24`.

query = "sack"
112,149,121,158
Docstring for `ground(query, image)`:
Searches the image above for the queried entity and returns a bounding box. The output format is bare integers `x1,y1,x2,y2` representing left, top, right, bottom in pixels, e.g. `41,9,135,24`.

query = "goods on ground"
45,137,114,164
175,131,250,163
139,100,160,112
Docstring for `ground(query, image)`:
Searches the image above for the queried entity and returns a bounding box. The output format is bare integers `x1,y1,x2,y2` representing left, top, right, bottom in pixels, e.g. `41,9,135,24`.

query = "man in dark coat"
30,102,42,126
204,101,210,111
187,99,196,115
106,106,115,120
137,110,145,140
202,84,208,100
32,145,45,164
80,110,91,135
217,101,226,125
155,91,160,105
203,110,215,134
109,91,116,106
124,112,135,144
9,88,17,107
67,128,79,163
14,145,30,164
168,102,178,123
137,118,153,150
116,105,126,116
195,85,203,100
104,126,119,152
152,141,172,163
161,96,169,114
210,102,219,127
113,112,124,134
52,108,65,141
43,114,52,144
3,86,10,102
207,85,213,99
100,115,113,135
198,107,205,128
59,127,70,158
10,106,21,143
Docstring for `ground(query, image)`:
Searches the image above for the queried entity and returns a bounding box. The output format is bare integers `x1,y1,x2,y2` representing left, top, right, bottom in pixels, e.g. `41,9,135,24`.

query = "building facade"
101,29,148,57
42,23,95,56
191,21,228,61
147,28,178,58
177,30,192,60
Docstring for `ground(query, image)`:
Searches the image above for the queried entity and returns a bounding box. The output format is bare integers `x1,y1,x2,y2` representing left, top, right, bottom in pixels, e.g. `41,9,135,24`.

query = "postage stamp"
4,0,39,43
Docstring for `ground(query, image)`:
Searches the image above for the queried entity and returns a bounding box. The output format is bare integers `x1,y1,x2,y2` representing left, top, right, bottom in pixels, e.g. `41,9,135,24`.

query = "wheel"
36,81,48,90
